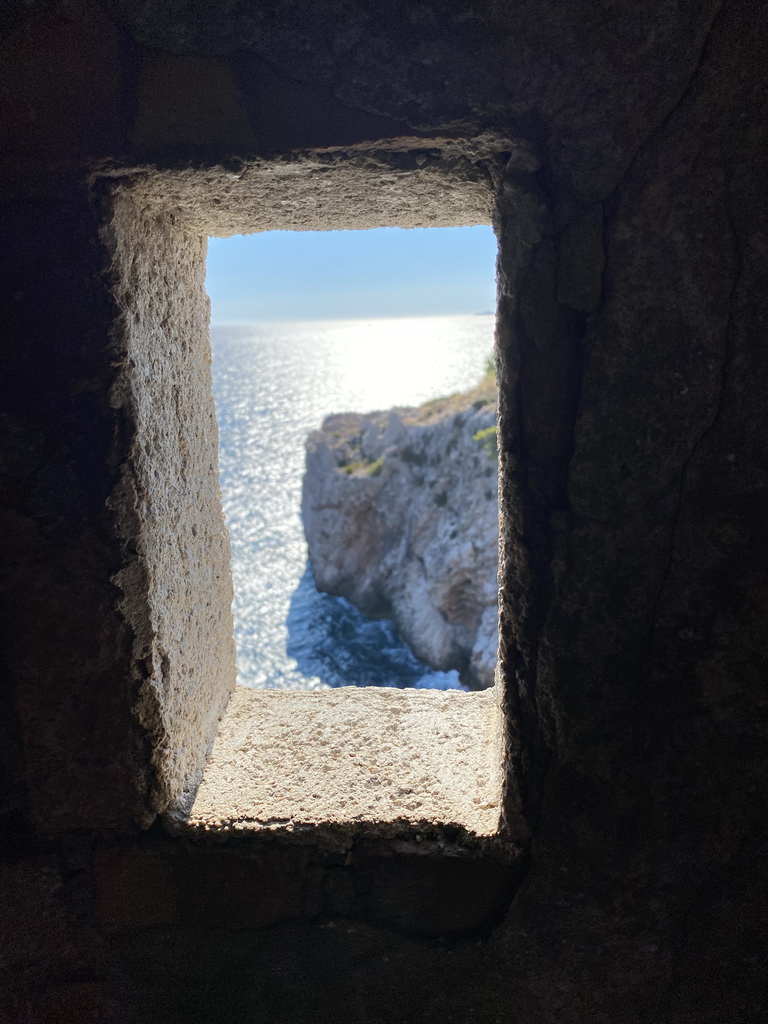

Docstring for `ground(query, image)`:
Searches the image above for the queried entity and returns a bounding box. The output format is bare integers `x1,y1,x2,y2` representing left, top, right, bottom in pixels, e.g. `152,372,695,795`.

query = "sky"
205,225,497,323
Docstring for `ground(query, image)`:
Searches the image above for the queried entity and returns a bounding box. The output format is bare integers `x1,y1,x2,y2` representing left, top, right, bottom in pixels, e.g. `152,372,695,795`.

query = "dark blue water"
211,315,494,690
286,565,463,689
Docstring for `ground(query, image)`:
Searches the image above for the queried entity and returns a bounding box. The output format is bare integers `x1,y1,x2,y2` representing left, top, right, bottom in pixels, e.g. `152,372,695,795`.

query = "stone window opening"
207,227,500,696
103,143,521,849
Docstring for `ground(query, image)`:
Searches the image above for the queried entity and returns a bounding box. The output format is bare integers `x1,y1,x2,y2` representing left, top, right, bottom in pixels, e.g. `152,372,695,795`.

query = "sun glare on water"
210,312,496,689
307,315,492,413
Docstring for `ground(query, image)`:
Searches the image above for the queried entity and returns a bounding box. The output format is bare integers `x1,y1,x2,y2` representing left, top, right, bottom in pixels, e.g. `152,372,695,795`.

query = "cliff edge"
301,375,498,689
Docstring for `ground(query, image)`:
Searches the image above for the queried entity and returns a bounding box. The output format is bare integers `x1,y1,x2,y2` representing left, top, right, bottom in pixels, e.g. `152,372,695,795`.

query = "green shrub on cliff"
473,425,498,458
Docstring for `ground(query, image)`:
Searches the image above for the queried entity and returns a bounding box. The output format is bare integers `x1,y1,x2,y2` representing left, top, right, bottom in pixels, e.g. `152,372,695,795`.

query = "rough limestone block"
174,686,503,846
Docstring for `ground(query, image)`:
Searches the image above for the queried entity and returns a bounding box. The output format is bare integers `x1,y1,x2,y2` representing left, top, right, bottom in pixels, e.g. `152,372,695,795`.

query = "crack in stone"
600,0,726,216
550,0,731,677
556,7,724,522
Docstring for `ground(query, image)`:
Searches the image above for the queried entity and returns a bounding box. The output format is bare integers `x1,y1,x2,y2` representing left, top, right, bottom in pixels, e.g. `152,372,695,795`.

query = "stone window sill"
167,686,503,850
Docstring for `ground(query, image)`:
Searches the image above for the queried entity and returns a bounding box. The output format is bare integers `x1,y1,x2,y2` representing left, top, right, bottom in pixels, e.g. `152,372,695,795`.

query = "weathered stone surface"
107,0,721,205
0,193,153,832
302,378,498,688
179,686,502,842
0,0,767,1021
0,854,128,1023
105,194,236,821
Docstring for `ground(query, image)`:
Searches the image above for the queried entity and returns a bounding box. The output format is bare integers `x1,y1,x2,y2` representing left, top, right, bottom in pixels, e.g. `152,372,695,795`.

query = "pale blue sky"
206,225,497,322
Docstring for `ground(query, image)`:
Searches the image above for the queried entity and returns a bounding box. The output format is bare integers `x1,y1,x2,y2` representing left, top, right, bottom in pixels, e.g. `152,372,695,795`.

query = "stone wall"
105,194,236,822
0,1,766,1021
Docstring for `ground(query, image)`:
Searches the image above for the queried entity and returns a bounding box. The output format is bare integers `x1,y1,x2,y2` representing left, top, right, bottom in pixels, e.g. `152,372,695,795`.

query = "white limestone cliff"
301,377,498,689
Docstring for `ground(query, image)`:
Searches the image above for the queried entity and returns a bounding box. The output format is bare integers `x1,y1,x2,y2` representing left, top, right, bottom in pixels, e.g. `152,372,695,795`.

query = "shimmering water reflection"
211,315,495,690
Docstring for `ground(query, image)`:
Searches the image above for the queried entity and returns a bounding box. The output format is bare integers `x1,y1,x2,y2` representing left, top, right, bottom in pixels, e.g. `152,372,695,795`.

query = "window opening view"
206,226,498,693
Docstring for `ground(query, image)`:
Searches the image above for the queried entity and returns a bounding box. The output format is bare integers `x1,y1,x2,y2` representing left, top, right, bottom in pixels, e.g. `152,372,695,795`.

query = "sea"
211,314,496,691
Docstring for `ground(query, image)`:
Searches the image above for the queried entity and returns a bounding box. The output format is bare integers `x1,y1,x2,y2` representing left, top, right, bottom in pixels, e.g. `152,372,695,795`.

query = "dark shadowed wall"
1,2,766,1022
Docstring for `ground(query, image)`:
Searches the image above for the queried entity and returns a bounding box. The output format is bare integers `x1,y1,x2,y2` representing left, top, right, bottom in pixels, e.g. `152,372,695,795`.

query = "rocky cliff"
301,375,498,689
